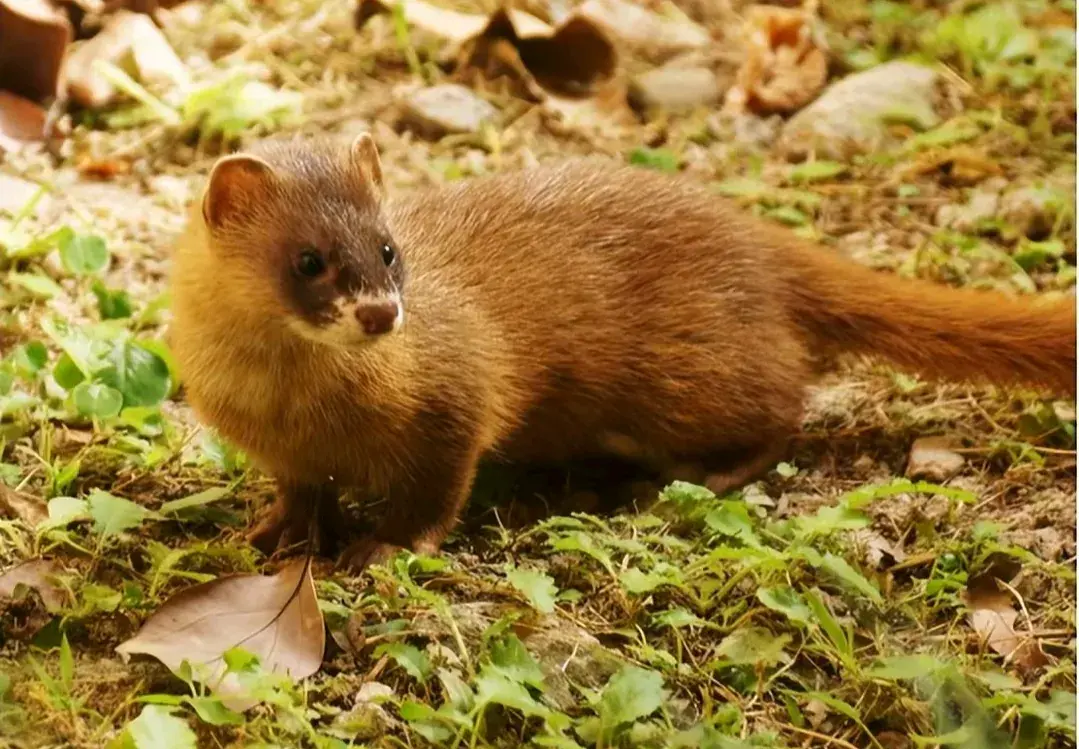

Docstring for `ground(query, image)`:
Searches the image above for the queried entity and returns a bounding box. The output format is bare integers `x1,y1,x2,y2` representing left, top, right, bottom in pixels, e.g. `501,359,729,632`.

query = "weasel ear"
348,132,384,196
202,154,275,230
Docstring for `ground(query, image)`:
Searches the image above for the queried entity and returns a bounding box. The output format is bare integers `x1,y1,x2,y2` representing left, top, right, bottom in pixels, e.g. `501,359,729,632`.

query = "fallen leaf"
64,10,190,108
965,575,1049,674
0,483,48,526
576,0,709,62
851,529,906,569
116,557,325,711
0,89,48,152
0,558,67,612
0,0,73,103
357,0,615,99
724,5,827,115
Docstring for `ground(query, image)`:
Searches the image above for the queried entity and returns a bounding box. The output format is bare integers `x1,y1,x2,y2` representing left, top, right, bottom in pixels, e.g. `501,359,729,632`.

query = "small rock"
629,66,721,113
400,84,497,138
0,174,47,216
64,11,191,109
355,681,394,704
778,61,940,161
906,436,965,482
999,184,1067,240
935,189,1000,232
330,702,394,741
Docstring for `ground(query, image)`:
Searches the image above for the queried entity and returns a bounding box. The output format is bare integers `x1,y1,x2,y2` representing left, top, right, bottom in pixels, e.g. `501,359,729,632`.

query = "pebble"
400,84,497,138
935,187,1001,232
629,65,722,113
778,61,940,160
999,184,1066,240
906,436,965,482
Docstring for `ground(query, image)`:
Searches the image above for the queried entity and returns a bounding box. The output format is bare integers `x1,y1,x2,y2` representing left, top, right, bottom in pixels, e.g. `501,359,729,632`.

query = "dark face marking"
280,221,406,330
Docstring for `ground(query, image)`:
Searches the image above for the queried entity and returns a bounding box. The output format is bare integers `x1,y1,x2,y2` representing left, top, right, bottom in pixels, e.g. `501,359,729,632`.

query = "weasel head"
199,133,406,349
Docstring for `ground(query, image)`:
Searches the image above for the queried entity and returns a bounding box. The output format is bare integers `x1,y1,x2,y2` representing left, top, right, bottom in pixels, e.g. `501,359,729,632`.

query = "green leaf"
53,353,85,389
548,531,614,574
182,76,301,140
92,281,134,320
125,705,197,749
8,272,63,299
764,205,810,226
374,643,431,683
474,667,549,717
652,607,706,629
505,565,558,614
705,501,761,547
222,647,259,674
619,567,666,595
87,490,150,537
597,666,666,728
13,342,47,375
627,147,680,173
159,487,231,516
757,586,813,626
59,234,109,276
183,696,244,726
398,700,454,743
97,341,171,408
488,635,544,690
804,589,851,657
713,628,790,667
866,654,948,681
59,634,74,690
437,668,474,712
39,496,89,530
817,553,883,605
72,382,124,419
787,161,846,183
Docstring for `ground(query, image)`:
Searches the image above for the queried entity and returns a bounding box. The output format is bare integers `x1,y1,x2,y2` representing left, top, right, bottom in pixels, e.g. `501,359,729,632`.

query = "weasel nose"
355,300,400,336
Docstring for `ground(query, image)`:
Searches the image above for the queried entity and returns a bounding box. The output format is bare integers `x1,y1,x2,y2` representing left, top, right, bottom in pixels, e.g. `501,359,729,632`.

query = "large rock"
778,61,940,160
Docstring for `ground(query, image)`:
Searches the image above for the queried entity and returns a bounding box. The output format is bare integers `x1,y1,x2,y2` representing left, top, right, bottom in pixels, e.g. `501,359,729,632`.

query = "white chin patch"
289,294,404,348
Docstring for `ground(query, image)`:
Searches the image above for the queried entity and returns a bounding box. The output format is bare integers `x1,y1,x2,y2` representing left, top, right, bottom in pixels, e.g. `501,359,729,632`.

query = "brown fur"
169,137,1077,570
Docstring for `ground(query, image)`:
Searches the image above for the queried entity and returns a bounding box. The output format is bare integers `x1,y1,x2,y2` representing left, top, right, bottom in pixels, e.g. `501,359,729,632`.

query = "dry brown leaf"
64,9,189,108
356,0,615,99
576,0,709,62
116,557,325,711
0,483,49,526
851,529,906,569
965,575,1049,674
0,89,48,152
0,558,67,612
904,145,1004,186
0,0,73,103
724,5,827,115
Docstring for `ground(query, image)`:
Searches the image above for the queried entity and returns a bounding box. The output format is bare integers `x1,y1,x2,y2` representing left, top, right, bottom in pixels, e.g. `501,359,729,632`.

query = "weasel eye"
297,250,326,278
381,243,396,267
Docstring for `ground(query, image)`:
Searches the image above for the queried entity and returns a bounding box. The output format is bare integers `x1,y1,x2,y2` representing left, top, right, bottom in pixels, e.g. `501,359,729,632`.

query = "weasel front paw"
245,501,307,555
336,537,405,573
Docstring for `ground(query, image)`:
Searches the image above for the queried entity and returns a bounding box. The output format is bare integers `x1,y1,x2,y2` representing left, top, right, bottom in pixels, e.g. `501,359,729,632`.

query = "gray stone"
629,66,721,113
401,84,497,138
778,61,940,160
906,436,965,482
